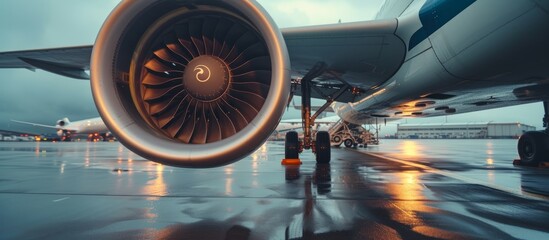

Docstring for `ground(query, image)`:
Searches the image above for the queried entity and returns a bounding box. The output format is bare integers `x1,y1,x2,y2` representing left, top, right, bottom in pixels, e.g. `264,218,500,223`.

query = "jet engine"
91,1,290,167
56,118,70,127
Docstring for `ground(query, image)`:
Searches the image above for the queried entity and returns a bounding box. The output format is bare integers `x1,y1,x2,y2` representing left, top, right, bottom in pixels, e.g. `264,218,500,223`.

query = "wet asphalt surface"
0,140,548,240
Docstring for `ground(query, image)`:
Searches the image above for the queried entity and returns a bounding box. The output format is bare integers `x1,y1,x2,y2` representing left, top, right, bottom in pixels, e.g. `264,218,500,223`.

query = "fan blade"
231,82,269,97
158,96,190,129
153,48,186,68
149,91,188,117
220,98,248,131
218,24,246,60
225,94,258,122
213,102,237,138
229,43,269,68
144,85,183,103
174,100,198,143
145,58,183,77
233,70,271,86
228,88,266,111
175,23,199,58
206,103,223,143
143,74,181,89
164,34,193,63
224,31,259,63
189,18,206,55
231,56,271,75
190,103,208,144
202,17,219,55
212,19,234,56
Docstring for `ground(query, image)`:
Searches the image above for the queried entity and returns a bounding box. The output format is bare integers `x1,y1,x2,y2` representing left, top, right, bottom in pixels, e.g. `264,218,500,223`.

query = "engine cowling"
56,118,70,127
91,0,290,168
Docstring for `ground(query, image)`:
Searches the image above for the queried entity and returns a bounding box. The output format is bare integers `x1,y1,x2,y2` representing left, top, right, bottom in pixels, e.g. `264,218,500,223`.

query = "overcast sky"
0,0,544,135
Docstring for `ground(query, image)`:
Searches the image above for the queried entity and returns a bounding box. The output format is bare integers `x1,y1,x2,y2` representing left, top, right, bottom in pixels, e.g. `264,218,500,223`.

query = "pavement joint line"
354,150,549,202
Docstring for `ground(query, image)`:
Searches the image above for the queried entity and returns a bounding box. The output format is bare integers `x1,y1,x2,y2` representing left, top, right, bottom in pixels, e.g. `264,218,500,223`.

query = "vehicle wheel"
332,135,343,146
285,131,299,159
315,131,331,163
344,139,354,148
518,131,549,165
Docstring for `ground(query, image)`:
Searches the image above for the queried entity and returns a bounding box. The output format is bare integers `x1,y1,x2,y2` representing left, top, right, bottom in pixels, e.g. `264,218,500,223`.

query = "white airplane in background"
1,0,549,167
12,117,110,141
13,115,332,142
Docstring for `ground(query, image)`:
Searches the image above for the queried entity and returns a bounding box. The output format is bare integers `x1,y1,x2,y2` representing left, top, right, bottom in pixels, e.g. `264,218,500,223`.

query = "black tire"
315,131,331,163
518,131,549,165
344,139,354,148
332,135,342,147
285,131,299,159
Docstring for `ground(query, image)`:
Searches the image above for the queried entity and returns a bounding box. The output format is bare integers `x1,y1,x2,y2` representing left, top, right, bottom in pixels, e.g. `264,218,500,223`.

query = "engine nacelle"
56,117,70,127
91,0,290,167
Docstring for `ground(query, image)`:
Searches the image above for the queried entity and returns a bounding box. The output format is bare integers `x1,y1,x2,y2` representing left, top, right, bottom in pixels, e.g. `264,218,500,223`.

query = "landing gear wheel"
344,139,354,148
332,135,342,147
285,131,299,159
518,131,549,165
315,131,331,163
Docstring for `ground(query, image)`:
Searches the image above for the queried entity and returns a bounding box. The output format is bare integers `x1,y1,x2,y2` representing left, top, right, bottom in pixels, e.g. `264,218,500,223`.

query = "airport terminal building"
396,122,536,139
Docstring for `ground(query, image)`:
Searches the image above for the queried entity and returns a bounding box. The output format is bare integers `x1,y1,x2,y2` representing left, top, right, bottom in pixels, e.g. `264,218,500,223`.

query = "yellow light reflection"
252,153,259,172
224,165,234,196
398,141,423,160
487,170,495,183
485,141,494,166
142,163,167,200
35,141,41,156
224,165,234,175
386,170,434,227
225,177,233,196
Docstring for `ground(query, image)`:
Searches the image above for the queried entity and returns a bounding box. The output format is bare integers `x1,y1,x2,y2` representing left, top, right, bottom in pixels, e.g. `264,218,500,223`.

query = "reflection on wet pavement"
0,140,548,239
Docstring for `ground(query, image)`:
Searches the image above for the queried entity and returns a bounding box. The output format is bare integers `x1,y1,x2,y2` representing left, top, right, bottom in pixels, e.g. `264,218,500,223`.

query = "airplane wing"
0,46,92,79
284,19,405,103
0,19,405,104
11,120,78,132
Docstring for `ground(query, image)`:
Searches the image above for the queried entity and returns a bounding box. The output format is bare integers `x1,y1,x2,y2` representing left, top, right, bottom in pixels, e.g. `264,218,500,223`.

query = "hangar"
396,122,536,139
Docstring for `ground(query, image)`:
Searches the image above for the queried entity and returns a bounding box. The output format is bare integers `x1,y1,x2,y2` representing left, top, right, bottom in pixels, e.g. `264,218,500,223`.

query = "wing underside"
0,46,92,79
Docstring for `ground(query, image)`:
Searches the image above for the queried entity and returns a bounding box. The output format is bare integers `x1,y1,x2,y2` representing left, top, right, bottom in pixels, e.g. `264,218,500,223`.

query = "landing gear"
285,131,300,159
59,130,72,142
517,101,549,165
283,62,354,164
315,131,330,163
517,131,549,165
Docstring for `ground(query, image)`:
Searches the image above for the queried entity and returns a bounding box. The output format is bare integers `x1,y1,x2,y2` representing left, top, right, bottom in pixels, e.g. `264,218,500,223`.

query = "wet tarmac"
0,140,548,239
